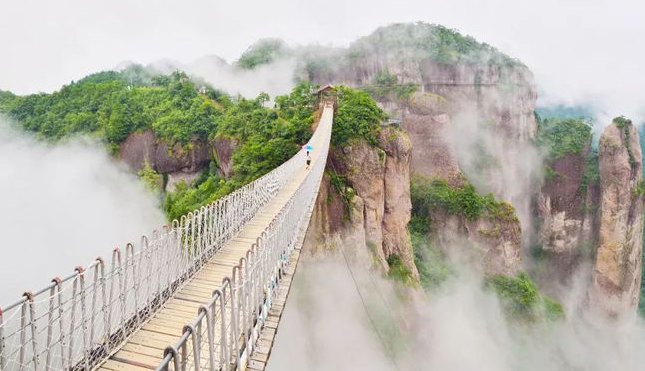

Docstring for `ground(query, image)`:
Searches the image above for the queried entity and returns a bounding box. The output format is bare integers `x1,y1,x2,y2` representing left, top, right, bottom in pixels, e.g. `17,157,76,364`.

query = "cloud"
0,119,165,304
1,0,643,122
145,55,298,100
270,249,645,371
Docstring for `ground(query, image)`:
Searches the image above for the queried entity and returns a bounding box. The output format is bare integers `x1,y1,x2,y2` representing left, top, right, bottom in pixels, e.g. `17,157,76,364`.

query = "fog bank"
0,120,164,304
269,248,645,371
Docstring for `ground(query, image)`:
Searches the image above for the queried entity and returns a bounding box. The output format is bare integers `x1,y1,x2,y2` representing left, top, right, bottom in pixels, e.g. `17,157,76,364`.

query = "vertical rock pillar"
589,118,644,317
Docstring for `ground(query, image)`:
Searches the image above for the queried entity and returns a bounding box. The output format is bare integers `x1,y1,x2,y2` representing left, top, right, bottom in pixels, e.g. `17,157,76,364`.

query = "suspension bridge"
0,101,335,371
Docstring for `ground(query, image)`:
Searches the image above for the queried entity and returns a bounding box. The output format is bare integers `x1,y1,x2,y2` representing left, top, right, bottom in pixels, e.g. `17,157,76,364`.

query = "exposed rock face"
588,122,644,316
154,140,210,174
307,52,539,244
119,130,210,173
212,136,238,180
119,130,156,170
303,176,374,268
304,128,419,279
166,171,203,192
403,93,463,186
306,57,537,142
429,207,522,276
379,128,415,273
536,142,599,280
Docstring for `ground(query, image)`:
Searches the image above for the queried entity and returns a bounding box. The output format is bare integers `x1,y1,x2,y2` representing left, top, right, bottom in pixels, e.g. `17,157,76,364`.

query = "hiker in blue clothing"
305,144,313,169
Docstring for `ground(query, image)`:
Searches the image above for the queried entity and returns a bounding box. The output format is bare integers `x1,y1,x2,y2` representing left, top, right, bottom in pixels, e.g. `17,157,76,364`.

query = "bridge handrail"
0,116,312,371
155,106,332,371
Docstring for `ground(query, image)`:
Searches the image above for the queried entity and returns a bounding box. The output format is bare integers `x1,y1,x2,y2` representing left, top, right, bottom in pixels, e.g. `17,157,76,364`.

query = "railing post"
75,266,91,370
24,292,39,371
126,243,140,329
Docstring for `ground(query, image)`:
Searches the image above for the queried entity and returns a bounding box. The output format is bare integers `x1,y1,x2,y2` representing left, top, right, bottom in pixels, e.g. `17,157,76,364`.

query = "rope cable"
328,161,403,371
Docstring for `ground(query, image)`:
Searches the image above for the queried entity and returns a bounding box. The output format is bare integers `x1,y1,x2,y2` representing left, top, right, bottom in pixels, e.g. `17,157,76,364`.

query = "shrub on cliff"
410,174,518,222
486,272,564,322
536,116,592,159
236,38,288,69
332,85,385,146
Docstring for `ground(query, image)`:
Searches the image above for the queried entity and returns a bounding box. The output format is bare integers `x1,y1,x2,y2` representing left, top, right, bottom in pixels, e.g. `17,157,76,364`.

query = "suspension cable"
328,161,403,371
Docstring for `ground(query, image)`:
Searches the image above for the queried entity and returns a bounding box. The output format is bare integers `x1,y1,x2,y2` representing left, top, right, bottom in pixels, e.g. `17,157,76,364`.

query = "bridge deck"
96,113,329,371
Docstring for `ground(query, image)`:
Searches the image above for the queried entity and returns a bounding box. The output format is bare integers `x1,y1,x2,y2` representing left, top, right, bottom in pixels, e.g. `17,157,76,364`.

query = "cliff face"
305,45,539,245
402,93,463,186
120,130,238,190
304,127,419,279
314,59,537,143
537,142,599,281
120,130,210,173
303,52,536,277
588,121,644,316
429,207,522,276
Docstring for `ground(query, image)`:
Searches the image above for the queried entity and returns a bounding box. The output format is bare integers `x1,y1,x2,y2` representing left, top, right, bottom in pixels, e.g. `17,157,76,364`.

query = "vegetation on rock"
362,70,417,101
163,81,318,220
409,225,452,289
326,169,355,218
613,116,637,170
410,174,518,222
236,39,287,69
332,86,385,146
0,67,224,149
536,115,592,159
138,160,162,193
486,272,565,322
386,254,414,284
349,22,519,65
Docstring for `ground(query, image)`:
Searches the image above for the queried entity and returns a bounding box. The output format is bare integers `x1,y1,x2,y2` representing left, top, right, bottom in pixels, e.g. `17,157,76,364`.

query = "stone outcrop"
429,208,522,276
536,142,599,281
119,130,157,170
379,129,415,273
588,121,644,316
212,136,239,180
119,130,210,173
305,44,539,246
153,140,210,174
402,93,463,186
304,127,419,279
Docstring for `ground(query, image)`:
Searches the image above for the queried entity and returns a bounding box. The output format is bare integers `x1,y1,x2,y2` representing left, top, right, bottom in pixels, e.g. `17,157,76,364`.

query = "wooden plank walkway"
96,107,332,371
246,204,313,371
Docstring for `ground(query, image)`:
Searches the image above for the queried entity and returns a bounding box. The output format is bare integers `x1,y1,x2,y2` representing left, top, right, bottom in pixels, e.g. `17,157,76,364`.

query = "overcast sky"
1,0,643,120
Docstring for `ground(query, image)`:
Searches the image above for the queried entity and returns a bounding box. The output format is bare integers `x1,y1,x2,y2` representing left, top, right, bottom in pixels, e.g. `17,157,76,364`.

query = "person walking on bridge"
305,144,312,169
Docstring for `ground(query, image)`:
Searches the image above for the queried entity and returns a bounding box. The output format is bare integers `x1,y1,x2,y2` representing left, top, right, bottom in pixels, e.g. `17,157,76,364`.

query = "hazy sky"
1,0,644,119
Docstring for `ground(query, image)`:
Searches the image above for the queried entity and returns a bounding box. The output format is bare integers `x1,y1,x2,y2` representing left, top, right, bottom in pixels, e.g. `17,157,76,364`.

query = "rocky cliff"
428,203,522,276
588,119,644,316
303,127,419,280
119,130,237,190
299,24,536,278
536,139,599,282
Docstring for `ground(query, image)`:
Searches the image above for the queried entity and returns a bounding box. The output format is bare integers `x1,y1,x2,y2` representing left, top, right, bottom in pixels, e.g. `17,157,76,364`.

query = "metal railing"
156,105,332,371
0,105,332,371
